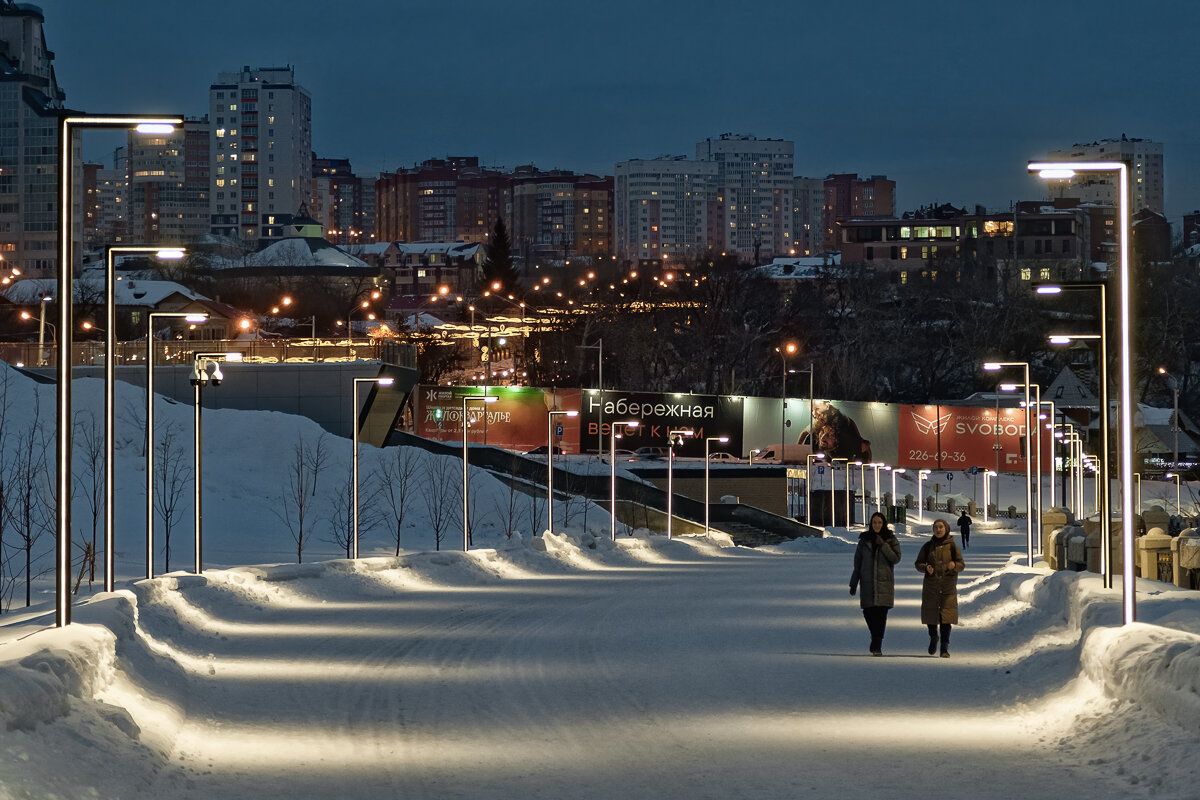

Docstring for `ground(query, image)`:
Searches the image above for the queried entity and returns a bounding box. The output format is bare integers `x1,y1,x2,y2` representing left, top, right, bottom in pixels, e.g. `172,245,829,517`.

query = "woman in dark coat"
915,518,966,658
849,512,902,656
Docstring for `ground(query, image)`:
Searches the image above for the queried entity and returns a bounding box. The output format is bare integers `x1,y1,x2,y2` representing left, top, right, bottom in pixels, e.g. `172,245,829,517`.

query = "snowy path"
49,527,1146,800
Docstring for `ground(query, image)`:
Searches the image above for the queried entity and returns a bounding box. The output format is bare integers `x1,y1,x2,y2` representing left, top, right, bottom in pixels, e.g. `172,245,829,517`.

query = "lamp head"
1035,285,1063,295
982,362,1002,372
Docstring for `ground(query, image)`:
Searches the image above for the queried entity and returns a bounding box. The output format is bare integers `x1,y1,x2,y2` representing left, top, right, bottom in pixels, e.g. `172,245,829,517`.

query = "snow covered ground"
2,363,1200,798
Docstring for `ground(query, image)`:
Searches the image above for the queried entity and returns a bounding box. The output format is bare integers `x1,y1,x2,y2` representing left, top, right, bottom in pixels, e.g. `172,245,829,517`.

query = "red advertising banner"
415,386,582,453
898,404,1053,473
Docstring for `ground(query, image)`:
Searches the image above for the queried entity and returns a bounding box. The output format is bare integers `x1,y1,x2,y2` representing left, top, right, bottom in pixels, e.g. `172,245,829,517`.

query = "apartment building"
792,177,824,257
127,116,210,244
613,156,718,264
209,66,312,243
822,173,896,253
0,1,66,277
311,154,369,244
696,134,794,263
1045,136,1164,214
509,168,613,261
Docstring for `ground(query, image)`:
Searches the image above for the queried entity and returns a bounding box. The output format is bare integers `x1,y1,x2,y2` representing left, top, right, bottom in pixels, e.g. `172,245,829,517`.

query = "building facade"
311,154,368,244
127,116,210,244
792,177,824,257
822,173,896,253
1045,136,1164,214
209,65,312,243
613,156,717,264
0,1,66,277
696,134,793,263
509,168,612,262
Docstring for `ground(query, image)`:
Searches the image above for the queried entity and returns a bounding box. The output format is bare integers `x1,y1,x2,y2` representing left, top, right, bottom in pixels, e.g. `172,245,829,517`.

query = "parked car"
630,446,669,461
708,451,741,462
525,445,564,455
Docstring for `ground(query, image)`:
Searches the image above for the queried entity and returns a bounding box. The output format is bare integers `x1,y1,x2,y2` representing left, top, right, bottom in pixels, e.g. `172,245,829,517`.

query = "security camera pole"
191,351,241,574
666,429,694,539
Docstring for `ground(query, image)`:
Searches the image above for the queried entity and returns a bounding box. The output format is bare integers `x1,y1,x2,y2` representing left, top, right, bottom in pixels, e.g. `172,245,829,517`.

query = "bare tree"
324,472,382,558
523,492,547,539
491,454,523,539
377,446,419,555
466,465,492,546
155,420,191,574
272,434,325,563
305,432,330,497
11,413,53,607
73,410,103,589
422,455,459,551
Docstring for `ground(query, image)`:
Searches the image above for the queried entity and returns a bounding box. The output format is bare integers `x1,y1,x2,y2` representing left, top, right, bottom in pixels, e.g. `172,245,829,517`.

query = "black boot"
927,628,938,656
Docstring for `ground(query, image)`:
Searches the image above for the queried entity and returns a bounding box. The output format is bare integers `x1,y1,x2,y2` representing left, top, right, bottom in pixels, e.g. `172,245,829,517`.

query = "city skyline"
38,0,1199,225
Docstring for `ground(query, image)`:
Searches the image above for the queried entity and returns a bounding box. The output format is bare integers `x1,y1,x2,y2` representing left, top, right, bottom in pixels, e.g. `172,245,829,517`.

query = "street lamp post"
1031,160,1134,623
146,311,208,582
1041,280,1112,586
462,394,498,551
56,113,182,626
776,342,797,453
666,429,694,539
191,352,241,574
1159,367,1180,474
984,361,1034,566
859,461,869,524
610,421,639,540
869,463,887,513
805,452,825,526
101,246,186,592
918,469,931,523
1134,472,1142,515
1166,472,1182,516
891,468,907,511
546,409,579,535
832,457,850,528
705,435,730,535
352,376,395,558
983,470,995,523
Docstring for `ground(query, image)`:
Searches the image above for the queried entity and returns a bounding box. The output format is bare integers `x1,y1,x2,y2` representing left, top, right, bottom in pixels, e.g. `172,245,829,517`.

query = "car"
708,451,741,462
630,446,669,461
525,445,564,455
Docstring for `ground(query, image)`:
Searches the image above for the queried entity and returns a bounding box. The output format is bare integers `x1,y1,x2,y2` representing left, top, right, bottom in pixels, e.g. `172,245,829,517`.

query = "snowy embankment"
2,530,1200,797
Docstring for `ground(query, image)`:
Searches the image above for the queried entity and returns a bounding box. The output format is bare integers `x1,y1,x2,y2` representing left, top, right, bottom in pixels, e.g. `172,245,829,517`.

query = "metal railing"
0,337,417,369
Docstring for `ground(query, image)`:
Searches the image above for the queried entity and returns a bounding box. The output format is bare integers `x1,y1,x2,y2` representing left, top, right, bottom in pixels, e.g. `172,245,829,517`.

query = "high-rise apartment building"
127,116,210,244
613,156,717,264
209,66,311,243
792,177,824,257
822,174,896,253
0,1,66,277
696,134,794,263
510,168,613,261
311,154,367,244
1045,135,1164,214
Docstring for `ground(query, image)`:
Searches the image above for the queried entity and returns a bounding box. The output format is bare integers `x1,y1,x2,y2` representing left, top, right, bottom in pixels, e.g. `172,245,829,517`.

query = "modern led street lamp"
984,361,1033,565
546,409,579,534
666,429,695,539
610,421,639,540
192,352,241,574
462,394,498,551
704,436,730,534
1030,159,1134,624
57,113,182,625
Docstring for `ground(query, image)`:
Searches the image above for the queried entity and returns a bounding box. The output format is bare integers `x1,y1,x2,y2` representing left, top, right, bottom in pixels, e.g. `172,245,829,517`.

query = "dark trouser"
961,530,970,547
863,606,890,650
928,623,952,649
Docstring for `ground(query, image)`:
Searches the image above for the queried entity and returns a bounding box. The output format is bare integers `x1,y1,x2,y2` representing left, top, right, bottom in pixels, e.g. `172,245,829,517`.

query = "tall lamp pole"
1040,280,1111,587
57,114,181,626
610,421,639,540
805,452,825,526
352,376,395,558
666,429,694,539
462,393,498,551
776,342,797,453
191,352,240,574
918,469,931,523
546,409,579,535
984,361,1033,565
102,246,186,592
705,436,730,534
146,311,208,581
1031,160,1134,623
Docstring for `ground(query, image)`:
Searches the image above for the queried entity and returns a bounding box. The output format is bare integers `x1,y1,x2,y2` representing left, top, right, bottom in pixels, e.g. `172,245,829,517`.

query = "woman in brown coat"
914,518,965,658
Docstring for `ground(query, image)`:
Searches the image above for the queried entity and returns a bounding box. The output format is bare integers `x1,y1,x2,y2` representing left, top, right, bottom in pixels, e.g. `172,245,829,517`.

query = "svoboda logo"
910,410,951,435
956,419,1025,437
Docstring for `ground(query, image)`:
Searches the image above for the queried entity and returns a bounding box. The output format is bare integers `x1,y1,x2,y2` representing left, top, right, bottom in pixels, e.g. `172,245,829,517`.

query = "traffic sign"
946,473,954,483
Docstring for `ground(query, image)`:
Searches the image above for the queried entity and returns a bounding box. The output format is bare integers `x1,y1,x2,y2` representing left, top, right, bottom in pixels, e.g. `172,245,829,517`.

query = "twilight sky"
39,0,1199,225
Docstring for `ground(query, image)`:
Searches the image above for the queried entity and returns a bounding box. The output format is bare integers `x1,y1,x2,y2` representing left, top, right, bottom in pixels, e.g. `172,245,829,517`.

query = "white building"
209,65,312,243
613,157,717,263
128,117,210,244
0,2,66,277
696,134,794,263
1046,136,1164,214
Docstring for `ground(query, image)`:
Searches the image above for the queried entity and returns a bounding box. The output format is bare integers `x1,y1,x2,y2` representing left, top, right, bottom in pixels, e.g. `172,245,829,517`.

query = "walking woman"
849,511,902,656
915,518,965,658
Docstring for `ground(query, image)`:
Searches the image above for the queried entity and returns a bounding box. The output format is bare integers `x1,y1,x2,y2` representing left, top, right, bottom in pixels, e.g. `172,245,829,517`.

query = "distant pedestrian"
957,510,972,548
915,518,965,658
849,512,902,656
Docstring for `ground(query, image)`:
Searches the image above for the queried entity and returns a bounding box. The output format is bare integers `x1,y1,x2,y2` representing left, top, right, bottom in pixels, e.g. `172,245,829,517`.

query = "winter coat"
915,534,965,624
849,530,902,609
957,513,971,536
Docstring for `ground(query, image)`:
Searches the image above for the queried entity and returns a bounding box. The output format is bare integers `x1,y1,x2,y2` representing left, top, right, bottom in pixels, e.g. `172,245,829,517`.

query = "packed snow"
1,363,1199,798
